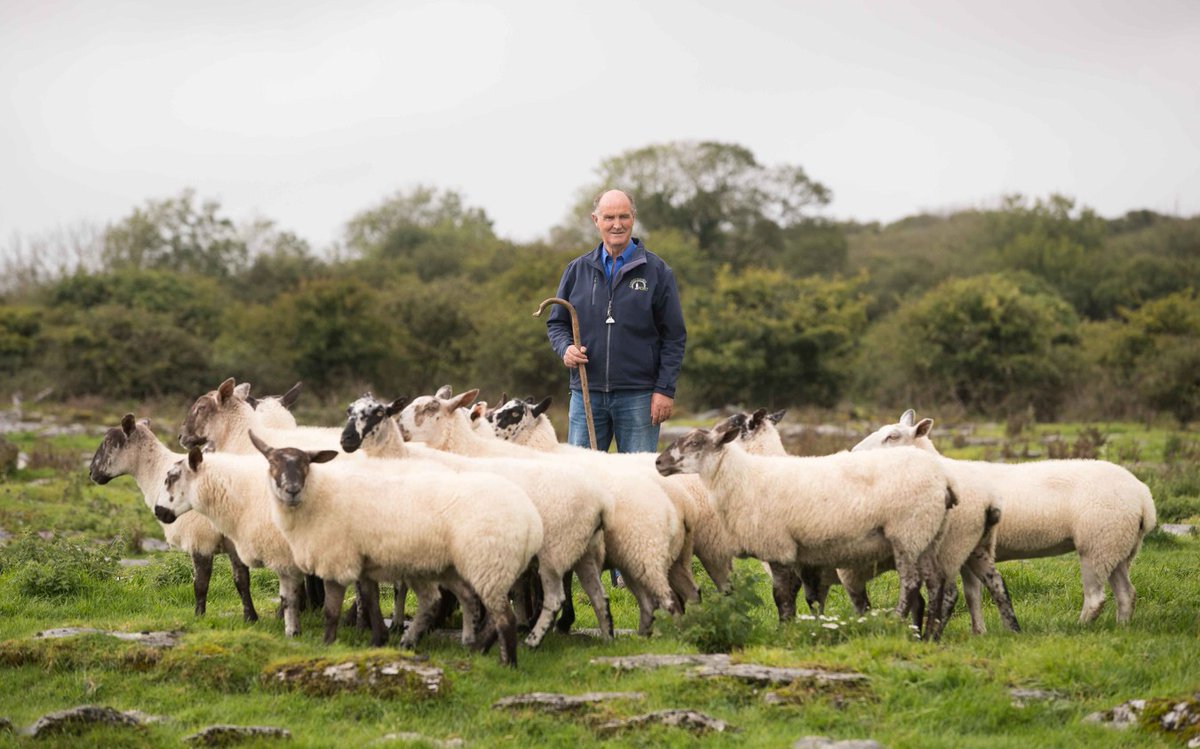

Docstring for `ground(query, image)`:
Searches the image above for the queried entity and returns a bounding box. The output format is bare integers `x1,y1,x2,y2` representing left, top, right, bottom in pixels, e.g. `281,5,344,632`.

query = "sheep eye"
885,432,899,441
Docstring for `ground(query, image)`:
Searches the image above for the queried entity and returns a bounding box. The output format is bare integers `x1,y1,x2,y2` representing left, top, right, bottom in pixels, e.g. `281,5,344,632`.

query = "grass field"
0,414,1198,748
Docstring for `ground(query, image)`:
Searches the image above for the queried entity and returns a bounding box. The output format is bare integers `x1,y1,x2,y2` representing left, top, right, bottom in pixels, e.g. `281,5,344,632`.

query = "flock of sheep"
87,378,1158,667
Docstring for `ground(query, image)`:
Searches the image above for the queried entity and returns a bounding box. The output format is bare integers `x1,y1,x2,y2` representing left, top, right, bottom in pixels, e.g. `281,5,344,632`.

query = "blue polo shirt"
602,241,636,283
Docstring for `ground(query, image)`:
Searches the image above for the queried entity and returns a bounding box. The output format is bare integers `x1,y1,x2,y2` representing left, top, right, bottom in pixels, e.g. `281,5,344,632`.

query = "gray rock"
597,709,736,735
1188,737,1200,749
1161,524,1197,537
1083,699,1145,729
25,705,141,737
570,627,636,638
492,692,644,712
34,627,182,649
140,537,172,552
264,656,444,697
374,732,464,747
793,737,883,749
1010,688,1067,707
590,653,731,670
119,558,151,568
183,725,291,746
1158,698,1200,732
694,663,868,686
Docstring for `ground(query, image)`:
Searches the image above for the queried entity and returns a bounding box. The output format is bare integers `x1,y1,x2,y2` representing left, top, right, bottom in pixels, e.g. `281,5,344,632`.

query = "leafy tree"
860,273,1082,417
1103,289,1200,425
559,141,835,271
683,267,868,408
42,269,227,335
101,189,248,277
233,221,325,302
0,305,40,375
343,186,500,281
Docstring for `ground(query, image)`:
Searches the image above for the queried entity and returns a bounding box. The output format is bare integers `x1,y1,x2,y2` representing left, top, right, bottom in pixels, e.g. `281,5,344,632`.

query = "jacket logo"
628,278,648,291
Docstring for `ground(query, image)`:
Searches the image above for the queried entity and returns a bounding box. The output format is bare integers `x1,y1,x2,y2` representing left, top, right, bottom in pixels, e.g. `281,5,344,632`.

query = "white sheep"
656,423,960,638
341,392,613,647
88,413,258,622
247,432,543,667
853,410,1157,624
241,381,302,430
152,450,312,640
486,396,736,602
724,409,1019,634
397,388,684,635
180,378,344,455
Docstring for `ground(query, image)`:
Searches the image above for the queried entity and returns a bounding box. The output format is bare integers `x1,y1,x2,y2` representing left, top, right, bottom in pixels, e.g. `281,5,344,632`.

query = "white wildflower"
822,622,839,630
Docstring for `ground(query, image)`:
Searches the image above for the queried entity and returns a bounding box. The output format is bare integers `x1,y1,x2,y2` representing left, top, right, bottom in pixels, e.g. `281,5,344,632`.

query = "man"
546,189,686,453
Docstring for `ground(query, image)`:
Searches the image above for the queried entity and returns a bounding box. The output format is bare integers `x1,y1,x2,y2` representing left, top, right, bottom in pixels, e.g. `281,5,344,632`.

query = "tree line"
2,142,1197,424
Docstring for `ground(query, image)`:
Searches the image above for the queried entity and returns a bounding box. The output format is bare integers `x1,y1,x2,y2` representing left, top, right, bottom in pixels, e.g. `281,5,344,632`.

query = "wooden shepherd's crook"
534,297,597,450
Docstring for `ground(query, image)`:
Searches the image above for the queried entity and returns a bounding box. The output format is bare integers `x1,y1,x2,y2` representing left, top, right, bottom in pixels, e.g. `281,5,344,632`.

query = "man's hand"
651,393,674,426
563,344,588,369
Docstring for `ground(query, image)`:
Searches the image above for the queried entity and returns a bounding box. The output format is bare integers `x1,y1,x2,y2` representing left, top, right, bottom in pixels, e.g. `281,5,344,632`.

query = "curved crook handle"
535,297,597,450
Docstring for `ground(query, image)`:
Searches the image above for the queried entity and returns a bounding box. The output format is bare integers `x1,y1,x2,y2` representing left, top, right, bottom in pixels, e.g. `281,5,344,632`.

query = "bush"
0,532,121,599
656,568,765,653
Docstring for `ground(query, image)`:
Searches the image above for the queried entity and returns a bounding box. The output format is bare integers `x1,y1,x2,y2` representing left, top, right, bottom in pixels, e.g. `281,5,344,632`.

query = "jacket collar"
587,238,647,273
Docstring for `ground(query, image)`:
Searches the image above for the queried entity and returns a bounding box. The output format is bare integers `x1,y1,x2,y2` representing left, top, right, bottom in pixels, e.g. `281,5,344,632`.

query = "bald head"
591,189,637,256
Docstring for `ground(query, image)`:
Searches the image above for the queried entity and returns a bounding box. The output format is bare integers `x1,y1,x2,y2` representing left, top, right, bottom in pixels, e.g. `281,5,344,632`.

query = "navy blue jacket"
547,239,686,397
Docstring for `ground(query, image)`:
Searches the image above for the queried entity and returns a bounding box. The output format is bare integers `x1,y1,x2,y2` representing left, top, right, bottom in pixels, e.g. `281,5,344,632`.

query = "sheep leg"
441,578,484,649
480,599,519,668
696,548,733,595
960,566,987,634
1078,558,1110,624
620,574,658,636
892,552,924,622
190,552,213,617
572,552,613,639
305,574,325,610
921,572,949,642
769,562,800,621
342,595,360,627
799,565,831,617
556,571,577,633
836,567,874,616
356,578,388,647
1109,559,1136,624
390,581,409,636
667,547,700,614
278,574,302,638
226,549,258,623
400,581,443,651
321,579,347,644
963,548,1020,633
525,567,567,648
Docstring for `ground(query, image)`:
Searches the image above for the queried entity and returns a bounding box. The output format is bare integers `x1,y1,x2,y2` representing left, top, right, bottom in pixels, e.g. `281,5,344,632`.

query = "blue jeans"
567,389,661,453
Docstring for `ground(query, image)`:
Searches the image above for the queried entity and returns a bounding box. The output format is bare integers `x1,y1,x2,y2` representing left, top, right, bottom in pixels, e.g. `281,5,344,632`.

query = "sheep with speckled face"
657,422,961,639
853,409,1156,624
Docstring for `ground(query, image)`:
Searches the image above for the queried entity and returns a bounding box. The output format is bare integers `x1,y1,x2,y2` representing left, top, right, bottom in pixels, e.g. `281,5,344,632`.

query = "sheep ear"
217,378,237,403
248,430,272,457
386,397,408,416
309,450,338,464
469,403,487,422
914,418,934,438
280,382,302,409
121,413,136,436
768,410,786,424
750,408,768,426
188,447,205,471
449,389,479,411
532,396,552,418
435,385,453,399
499,392,509,405
233,382,252,400
714,424,740,446
899,409,916,426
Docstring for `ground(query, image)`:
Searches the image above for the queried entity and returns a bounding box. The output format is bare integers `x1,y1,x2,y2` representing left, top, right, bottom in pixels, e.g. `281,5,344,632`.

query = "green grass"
0,426,1198,747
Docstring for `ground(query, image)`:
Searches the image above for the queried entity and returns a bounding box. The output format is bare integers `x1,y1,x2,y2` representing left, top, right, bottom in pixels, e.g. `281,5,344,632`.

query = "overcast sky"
2,0,1197,252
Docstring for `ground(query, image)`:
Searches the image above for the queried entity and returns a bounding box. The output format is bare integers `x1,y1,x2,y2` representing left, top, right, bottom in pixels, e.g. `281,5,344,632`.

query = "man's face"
592,192,634,253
